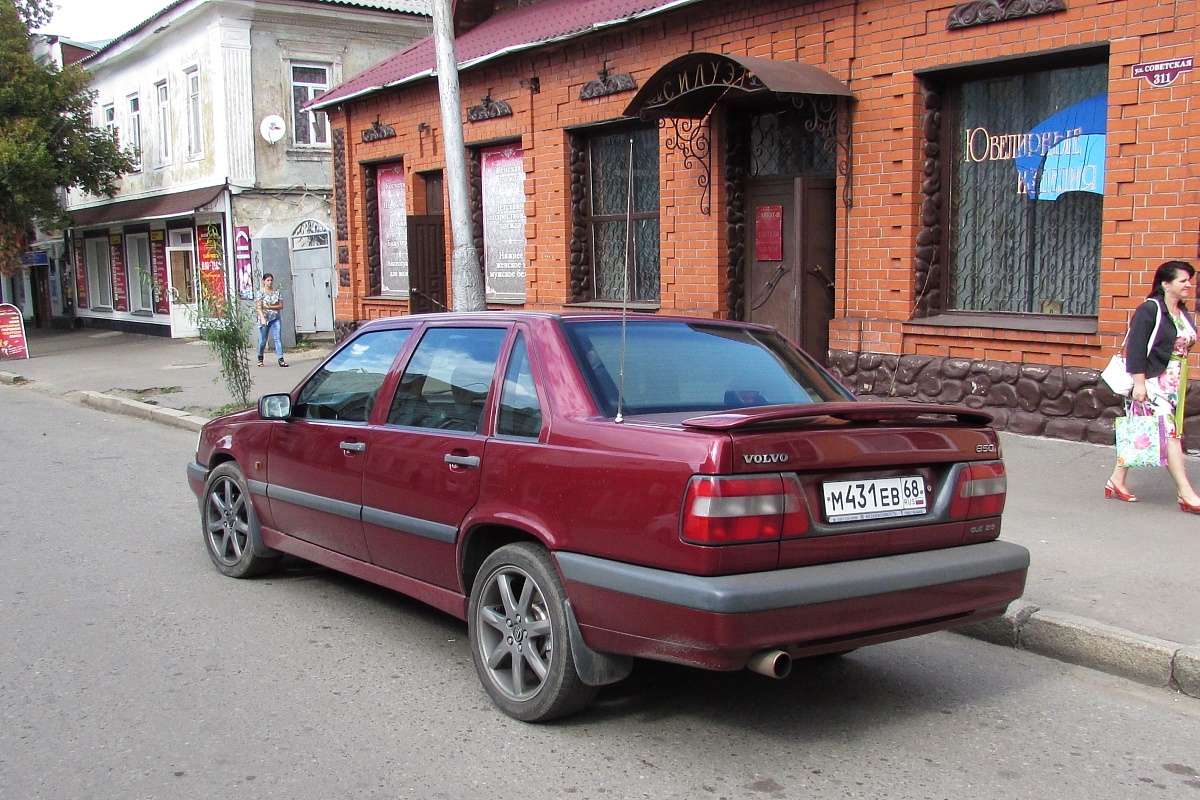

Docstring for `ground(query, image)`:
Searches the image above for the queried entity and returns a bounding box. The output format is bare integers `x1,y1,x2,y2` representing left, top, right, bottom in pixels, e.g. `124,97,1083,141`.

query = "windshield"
562,320,854,416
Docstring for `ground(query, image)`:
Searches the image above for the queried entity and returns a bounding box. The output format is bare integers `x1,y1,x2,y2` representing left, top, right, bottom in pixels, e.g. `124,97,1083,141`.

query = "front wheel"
467,543,597,722
202,462,281,578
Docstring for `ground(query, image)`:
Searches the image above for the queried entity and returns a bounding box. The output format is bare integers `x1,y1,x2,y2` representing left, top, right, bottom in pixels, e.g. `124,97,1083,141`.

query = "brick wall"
330,0,1200,383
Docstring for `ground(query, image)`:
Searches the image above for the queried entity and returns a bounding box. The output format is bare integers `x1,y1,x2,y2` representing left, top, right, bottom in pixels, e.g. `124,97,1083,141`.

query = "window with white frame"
125,232,153,311
291,64,330,146
85,236,113,309
184,67,202,158
155,80,171,164
127,94,142,170
102,103,117,144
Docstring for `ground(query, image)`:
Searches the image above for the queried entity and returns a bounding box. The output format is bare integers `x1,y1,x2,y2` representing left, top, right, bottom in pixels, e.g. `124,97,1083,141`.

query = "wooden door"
407,215,446,314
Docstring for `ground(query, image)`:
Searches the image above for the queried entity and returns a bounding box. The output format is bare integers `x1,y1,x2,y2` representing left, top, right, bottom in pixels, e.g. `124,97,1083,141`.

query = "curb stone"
956,604,1197,698
79,390,208,432
1,369,26,385
1175,647,1200,698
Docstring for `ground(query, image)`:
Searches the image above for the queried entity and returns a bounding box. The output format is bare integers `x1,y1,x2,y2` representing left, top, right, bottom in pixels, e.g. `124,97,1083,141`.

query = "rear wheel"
468,543,597,722
202,462,281,578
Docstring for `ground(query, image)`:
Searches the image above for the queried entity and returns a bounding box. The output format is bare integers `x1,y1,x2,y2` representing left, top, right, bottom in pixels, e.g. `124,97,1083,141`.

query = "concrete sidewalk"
2,326,1197,698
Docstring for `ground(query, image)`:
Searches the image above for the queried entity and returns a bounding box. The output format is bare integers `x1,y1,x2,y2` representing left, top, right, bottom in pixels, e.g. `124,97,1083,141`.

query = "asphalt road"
2,386,1199,800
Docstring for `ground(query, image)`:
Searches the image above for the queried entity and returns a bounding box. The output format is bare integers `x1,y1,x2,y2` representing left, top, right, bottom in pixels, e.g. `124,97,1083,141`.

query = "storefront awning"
70,184,226,228
625,53,853,120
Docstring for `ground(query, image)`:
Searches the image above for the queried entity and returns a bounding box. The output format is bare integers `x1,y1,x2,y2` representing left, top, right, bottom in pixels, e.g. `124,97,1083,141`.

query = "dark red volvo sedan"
187,312,1028,721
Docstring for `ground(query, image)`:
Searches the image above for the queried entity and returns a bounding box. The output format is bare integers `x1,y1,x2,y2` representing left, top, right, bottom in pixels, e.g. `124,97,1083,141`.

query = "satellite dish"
259,115,286,144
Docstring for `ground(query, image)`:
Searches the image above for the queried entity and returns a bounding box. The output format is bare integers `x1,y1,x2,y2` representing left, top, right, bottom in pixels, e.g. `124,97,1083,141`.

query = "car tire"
468,543,598,722
202,462,281,578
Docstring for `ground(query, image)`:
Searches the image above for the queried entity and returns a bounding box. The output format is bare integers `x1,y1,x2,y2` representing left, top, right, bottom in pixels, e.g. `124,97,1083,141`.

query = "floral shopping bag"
1114,402,1167,468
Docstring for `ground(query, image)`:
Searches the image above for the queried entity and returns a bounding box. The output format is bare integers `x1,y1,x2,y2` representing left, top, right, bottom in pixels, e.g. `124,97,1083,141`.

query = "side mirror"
259,393,293,420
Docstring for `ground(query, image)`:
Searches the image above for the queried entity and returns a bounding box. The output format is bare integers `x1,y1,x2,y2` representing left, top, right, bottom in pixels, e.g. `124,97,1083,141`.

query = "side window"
295,329,410,422
387,327,507,433
496,333,542,438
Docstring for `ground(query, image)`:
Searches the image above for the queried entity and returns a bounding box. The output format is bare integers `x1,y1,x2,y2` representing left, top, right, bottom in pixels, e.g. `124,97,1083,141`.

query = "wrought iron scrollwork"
661,116,712,215
639,58,764,118
786,93,854,208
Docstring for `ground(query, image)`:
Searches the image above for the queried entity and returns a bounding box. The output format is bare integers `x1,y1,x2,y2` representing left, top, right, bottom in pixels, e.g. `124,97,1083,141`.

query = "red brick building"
312,0,1200,444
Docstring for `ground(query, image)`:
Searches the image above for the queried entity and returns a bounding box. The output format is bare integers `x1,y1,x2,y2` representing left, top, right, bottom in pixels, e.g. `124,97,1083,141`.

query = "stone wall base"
828,350,1200,451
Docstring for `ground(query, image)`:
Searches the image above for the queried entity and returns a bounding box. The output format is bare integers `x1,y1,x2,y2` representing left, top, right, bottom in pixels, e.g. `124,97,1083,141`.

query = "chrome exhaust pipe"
746,649,792,679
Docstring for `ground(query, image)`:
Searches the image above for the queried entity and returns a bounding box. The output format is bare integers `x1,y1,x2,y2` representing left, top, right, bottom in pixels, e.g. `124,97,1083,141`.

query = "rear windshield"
562,320,854,416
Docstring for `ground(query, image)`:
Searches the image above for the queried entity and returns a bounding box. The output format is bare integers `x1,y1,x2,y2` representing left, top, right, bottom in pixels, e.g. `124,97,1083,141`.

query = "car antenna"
615,135,634,424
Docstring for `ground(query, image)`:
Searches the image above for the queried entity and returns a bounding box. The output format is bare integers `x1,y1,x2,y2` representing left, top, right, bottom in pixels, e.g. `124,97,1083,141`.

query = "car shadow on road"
250,556,1030,732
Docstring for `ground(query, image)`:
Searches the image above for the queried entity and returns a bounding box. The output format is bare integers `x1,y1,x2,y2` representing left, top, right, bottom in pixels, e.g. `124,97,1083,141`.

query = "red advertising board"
109,233,129,312
755,205,783,261
74,238,88,309
0,303,29,360
150,230,169,314
196,222,226,302
234,226,253,299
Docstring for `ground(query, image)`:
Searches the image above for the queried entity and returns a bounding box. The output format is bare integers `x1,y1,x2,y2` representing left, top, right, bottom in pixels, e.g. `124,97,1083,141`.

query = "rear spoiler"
681,401,994,431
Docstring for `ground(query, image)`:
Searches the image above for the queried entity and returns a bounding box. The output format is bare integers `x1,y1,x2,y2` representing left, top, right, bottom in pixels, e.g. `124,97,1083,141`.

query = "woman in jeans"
255,273,288,367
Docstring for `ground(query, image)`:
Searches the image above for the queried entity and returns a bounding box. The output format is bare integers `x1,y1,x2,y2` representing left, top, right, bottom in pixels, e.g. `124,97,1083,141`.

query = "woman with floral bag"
1106,260,1200,511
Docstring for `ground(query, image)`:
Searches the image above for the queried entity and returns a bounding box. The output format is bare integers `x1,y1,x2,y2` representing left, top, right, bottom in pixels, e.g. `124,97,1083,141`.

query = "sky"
34,0,174,44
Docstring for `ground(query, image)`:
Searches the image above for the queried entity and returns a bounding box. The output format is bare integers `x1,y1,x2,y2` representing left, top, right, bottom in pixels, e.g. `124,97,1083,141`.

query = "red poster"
196,222,226,303
755,205,783,261
109,233,129,312
150,229,169,314
234,226,253,299
73,238,88,309
0,303,29,360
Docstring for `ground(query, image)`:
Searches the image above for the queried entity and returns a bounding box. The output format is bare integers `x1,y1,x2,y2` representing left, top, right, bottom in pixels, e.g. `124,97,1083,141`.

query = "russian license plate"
822,476,927,523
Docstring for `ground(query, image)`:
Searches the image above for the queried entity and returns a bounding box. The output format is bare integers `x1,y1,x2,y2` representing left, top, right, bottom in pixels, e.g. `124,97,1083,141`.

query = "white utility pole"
431,0,485,311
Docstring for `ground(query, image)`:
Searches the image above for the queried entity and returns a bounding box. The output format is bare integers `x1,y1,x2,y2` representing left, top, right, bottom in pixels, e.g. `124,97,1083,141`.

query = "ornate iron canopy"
624,53,853,121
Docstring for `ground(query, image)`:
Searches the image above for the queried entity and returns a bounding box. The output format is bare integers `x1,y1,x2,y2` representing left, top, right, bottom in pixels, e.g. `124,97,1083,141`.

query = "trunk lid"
681,402,1005,568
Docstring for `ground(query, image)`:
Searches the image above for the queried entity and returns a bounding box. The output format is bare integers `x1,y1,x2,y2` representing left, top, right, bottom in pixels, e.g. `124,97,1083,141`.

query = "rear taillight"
681,474,809,544
948,460,1007,519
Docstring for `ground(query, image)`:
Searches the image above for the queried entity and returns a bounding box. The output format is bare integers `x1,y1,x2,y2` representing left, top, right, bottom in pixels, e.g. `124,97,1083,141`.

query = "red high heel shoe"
1104,480,1138,502
1179,496,1200,514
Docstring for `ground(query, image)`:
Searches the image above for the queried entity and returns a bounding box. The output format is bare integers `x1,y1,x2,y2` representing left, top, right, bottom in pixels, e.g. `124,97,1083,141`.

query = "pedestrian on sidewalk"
255,273,288,368
1107,259,1200,510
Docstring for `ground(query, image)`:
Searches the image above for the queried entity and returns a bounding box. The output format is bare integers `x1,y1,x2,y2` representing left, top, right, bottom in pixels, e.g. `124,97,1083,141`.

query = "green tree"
0,0,133,274
12,0,53,29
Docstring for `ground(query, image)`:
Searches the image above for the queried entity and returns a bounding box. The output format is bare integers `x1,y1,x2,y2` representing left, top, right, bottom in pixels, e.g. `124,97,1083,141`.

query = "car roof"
353,311,777,333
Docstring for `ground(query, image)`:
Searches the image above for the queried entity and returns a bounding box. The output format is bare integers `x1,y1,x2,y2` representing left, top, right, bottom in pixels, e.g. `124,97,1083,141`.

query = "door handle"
444,454,480,468
809,265,835,292
339,441,366,453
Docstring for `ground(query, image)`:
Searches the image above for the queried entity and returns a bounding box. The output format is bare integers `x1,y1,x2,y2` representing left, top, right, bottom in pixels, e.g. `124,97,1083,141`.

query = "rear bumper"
556,540,1029,670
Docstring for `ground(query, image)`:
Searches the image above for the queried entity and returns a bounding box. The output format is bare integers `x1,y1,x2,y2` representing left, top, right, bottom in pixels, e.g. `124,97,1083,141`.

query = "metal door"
745,176,835,363
290,220,334,333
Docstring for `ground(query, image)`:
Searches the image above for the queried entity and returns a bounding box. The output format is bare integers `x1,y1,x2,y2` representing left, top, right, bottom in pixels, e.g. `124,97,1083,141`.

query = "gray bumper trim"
186,461,208,484
555,540,1030,614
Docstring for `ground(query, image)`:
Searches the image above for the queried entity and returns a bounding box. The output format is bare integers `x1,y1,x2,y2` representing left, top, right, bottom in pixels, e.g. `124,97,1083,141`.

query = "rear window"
562,320,853,416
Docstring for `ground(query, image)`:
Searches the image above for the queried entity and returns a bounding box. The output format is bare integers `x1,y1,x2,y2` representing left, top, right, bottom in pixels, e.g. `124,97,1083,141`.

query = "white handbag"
1101,301,1161,396
1101,354,1133,396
